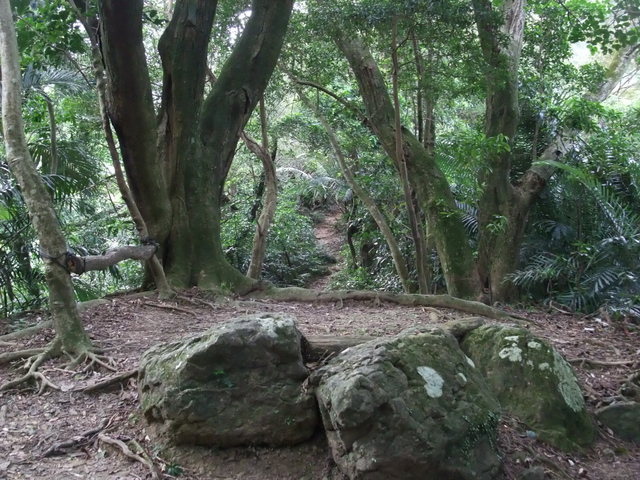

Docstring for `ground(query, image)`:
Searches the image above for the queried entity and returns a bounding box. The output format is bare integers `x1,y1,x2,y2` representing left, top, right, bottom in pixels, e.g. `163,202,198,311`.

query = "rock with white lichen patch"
461,325,595,451
138,313,318,447
311,328,502,479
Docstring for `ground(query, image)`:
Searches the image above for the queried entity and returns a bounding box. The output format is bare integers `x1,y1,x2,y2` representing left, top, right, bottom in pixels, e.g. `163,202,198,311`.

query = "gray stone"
311,328,502,480
138,313,318,447
596,401,640,443
461,325,595,451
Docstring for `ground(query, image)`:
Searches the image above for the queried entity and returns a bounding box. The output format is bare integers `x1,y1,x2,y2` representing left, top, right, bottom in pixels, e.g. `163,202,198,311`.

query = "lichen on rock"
461,325,595,451
312,327,502,479
416,366,444,398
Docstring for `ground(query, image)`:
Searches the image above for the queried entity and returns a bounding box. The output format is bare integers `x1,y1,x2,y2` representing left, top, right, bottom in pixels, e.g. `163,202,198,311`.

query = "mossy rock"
311,327,502,479
596,402,640,443
461,325,595,451
138,313,318,447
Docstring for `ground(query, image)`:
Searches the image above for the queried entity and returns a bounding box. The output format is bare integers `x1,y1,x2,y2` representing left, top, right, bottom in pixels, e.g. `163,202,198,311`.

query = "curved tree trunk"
242,99,278,280
0,0,92,355
334,33,481,299
391,18,429,294
69,3,173,297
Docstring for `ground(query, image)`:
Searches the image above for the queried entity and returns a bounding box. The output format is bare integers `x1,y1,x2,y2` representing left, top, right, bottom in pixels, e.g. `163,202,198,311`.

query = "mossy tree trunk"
0,0,92,355
472,0,526,302
97,0,293,291
472,1,637,302
334,33,481,300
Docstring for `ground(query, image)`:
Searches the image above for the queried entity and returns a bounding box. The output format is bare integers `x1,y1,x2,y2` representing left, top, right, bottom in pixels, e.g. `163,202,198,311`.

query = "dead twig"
42,416,113,457
568,357,636,367
142,301,198,317
76,368,138,393
97,433,161,480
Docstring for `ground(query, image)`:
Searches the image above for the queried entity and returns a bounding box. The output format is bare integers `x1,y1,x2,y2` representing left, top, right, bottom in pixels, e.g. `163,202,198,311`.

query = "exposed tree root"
253,287,526,322
176,293,217,309
68,350,118,373
42,416,113,457
76,368,138,393
1,340,118,393
0,348,46,365
0,320,52,342
0,342,61,394
141,301,198,317
97,433,161,480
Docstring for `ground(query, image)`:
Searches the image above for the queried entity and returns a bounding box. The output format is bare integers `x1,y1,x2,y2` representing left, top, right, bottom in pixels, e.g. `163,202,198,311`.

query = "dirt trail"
309,207,344,290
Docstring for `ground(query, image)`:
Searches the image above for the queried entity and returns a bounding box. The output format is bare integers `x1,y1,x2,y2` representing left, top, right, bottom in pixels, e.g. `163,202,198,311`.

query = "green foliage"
221,158,330,287
15,0,86,68
512,154,640,317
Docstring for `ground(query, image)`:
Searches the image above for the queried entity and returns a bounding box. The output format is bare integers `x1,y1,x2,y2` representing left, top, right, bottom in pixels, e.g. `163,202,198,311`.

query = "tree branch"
65,245,157,274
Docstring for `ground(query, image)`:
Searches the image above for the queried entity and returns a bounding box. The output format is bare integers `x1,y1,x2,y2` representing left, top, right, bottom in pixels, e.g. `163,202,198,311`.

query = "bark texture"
0,0,91,354
472,0,526,302
334,34,480,299
97,0,294,291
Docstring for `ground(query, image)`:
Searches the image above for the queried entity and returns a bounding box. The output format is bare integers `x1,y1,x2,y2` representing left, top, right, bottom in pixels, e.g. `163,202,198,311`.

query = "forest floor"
1,292,639,480
0,212,639,479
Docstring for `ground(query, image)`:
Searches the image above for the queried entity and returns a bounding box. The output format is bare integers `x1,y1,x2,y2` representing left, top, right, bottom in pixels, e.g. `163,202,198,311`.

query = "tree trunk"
154,0,218,286
334,33,480,299
96,0,293,292
472,0,525,301
472,0,636,302
242,99,278,280
187,0,293,290
0,0,92,354
68,1,172,296
391,18,428,294
98,0,172,248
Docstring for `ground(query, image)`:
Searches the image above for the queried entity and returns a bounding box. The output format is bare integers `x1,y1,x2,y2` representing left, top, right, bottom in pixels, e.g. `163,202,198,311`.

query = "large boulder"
138,313,318,447
596,401,640,443
461,325,595,451
311,327,502,480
